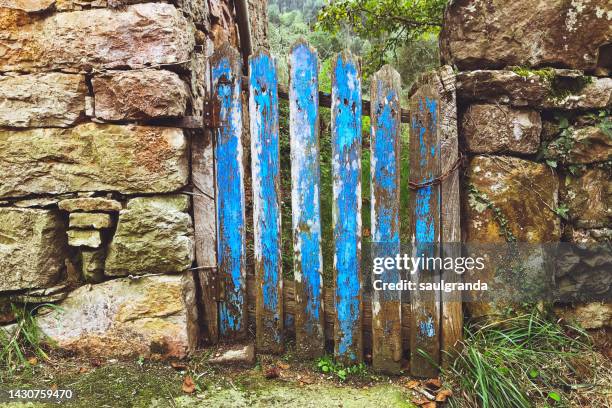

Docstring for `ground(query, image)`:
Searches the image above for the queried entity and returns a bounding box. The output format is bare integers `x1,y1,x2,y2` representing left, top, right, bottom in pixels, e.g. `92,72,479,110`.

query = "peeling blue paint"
249,51,283,346
332,52,362,361
213,54,246,336
290,43,323,342
419,316,436,338
371,74,401,305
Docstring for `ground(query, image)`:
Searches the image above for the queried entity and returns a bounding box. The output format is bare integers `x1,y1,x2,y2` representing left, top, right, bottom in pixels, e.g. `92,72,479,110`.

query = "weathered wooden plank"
409,84,441,378
370,65,402,374
249,49,284,354
192,50,218,344
331,51,363,364
289,40,325,358
436,66,463,367
192,132,219,343
212,43,247,340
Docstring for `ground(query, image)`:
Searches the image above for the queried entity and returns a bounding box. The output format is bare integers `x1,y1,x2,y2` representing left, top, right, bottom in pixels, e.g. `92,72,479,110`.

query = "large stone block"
555,303,612,329
0,123,188,199
465,156,561,242
462,104,541,154
440,0,612,72
0,208,66,292
464,156,561,318
0,0,53,12
0,3,194,73
105,195,194,276
457,70,612,109
562,168,611,228
93,69,189,121
546,126,612,164
58,197,122,212
0,73,87,127
37,273,199,359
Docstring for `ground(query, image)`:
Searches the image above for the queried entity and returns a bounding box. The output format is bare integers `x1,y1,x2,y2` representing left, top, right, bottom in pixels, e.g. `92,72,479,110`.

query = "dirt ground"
0,346,421,408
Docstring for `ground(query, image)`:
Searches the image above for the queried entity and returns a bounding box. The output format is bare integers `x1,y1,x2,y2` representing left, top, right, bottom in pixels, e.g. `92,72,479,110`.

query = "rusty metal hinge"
203,98,221,128
209,267,225,301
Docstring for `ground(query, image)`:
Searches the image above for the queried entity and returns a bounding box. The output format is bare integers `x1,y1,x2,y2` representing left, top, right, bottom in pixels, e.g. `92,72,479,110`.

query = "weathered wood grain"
436,66,463,367
289,40,325,358
192,133,219,343
370,65,403,374
249,49,284,354
245,276,411,351
192,44,218,344
212,43,247,340
331,50,363,364
409,83,441,378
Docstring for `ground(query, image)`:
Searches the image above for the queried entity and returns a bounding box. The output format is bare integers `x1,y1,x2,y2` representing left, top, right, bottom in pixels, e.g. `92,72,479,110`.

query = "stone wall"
0,0,267,358
441,0,611,328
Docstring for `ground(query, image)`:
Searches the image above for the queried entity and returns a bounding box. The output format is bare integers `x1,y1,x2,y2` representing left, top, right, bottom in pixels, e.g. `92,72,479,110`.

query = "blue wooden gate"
206,42,461,377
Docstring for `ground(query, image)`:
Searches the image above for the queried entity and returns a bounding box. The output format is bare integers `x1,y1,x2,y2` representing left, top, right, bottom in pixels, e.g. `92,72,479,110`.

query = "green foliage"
511,67,557,82
553,204,570,220
588,109,612,138
316,0,446,76
539,114,575,163
316,355,368,381
0,304,57,377
445,310,594,408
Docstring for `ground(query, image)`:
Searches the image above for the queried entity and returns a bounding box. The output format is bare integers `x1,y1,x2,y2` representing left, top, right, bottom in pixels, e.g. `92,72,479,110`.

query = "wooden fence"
201,41,461,377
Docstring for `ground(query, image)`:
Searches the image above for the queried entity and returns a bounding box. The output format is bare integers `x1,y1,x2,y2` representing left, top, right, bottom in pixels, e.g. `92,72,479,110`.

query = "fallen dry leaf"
424,378,442,390
264,366,281,379
406,380,421,389
422,402,437,408
412,397,431,405
435,389,453,402
171,361,188,371
78,367,89,374
27,357,38,366
182,376,196,394
277,362,290,370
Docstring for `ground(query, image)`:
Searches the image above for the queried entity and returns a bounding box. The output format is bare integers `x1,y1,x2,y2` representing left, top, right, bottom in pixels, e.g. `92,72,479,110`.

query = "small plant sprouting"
467,184,516,242
553,204,570,220
316,355,367,381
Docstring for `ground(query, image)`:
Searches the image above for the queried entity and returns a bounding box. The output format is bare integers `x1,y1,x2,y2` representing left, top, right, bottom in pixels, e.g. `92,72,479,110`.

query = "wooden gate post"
408,67,462,377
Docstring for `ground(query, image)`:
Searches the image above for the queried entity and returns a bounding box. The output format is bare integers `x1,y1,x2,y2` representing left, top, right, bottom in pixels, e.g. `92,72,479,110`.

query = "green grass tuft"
444,310,600,408
0,303,58,378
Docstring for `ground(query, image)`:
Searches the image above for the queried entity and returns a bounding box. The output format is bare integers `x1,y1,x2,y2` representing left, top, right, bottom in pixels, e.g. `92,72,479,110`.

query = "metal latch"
203,98,221,128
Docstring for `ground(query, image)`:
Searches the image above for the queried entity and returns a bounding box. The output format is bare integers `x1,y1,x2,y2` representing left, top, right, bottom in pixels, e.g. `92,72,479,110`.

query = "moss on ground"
0,358,416,408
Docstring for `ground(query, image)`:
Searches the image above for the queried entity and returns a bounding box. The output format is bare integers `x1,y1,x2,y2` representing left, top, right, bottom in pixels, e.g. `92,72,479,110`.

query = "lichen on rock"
104,195,194,277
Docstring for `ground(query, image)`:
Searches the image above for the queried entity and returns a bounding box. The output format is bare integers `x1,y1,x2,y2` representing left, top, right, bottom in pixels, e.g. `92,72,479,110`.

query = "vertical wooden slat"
370,65,402,374
331,51,363,364
437,67,463,367
289,40,325,358
193,134,219,343
249,49,284,354
193,49,218,344
212,43,247,340
409,84,441,378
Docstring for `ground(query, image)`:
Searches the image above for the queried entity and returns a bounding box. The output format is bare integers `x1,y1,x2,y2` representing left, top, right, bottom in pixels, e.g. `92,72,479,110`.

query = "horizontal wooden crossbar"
240,76,411,123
